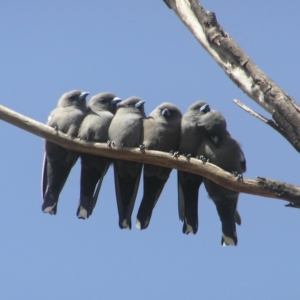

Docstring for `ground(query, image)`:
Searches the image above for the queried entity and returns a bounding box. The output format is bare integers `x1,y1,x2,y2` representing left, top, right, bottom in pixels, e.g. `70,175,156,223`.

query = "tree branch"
1,104,300,207
163,0,300,153
233,99,290,143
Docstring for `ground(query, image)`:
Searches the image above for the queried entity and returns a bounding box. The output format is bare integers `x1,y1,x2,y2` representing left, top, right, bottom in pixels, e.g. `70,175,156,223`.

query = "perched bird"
42,90,89,214
177,101,210,234
108,97,146,229
197,110,246,246
136,103,182,230
77,92,122,219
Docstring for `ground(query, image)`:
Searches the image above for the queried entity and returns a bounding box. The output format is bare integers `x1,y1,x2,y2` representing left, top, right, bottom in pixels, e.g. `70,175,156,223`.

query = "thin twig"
233,99,290,143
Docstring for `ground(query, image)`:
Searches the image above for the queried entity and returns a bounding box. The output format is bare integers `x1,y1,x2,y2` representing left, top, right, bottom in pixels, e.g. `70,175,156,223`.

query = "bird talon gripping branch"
232,171,243,182
173,151,180,158
182,153,191,160
139,144,146,152
199,155,208,163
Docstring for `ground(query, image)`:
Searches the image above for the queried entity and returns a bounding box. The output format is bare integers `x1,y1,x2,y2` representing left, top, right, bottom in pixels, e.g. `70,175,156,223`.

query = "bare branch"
1,104,300,207
164,0,300,153
233,99,290,143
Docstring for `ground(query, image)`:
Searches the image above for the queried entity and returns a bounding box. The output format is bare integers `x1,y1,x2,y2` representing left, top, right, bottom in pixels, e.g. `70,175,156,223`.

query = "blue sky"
1,1,300,299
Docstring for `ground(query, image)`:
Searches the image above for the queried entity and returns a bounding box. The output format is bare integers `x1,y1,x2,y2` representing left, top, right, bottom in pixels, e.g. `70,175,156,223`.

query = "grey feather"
177,101,210,234
136,103,182,230
197,110,246,246
42,90,88,214
77,92,121,219
108,97,146,229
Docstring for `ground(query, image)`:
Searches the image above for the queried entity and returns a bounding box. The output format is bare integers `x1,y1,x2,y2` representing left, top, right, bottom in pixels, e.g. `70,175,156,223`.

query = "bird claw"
107,140,115,147
139,144,146,152
183,153,191,160
173,151,180,158
232,171,243,181
198,155,208,164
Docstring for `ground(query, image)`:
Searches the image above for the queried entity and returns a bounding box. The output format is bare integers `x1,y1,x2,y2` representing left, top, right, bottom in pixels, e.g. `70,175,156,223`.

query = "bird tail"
42,153,78,215
136,173,169,230
177,171,202,234
77,158,109,219
114,163,142,230
215,196,239,246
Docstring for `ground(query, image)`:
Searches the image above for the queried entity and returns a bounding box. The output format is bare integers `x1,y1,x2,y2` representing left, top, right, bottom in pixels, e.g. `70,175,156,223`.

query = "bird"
108,96,146,229
177,101,211,234
197,109,246,246
136,102,182,230
77,92,122,219
42,90,89,215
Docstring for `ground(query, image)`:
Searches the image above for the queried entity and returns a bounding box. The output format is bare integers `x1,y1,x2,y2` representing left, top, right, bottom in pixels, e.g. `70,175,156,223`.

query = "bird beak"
200,104,210,113
79,91,89,101
161,108,171,117
112,97,122,106
135,100,145,108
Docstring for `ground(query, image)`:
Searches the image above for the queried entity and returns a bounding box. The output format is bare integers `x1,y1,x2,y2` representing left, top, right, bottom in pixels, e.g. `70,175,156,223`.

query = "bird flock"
42,90,246,246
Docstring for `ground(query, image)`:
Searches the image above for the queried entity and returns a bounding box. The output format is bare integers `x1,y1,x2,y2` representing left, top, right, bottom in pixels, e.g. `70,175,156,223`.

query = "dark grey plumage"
108,97,146,229
136,103,182,230
177,101,210,234
77,92,122,219
197,110,246,246
42,90,89,214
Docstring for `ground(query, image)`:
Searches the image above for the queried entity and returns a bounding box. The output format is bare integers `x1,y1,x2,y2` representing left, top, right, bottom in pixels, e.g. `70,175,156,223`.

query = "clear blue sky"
1,1,300,299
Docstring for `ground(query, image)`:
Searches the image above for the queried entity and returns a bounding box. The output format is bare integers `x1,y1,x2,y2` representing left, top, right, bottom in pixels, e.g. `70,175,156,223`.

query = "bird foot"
198,155,208,164
139,144,146,152
232,171,243,182
173,151,180,158
107,140,115,147
183,153,192,160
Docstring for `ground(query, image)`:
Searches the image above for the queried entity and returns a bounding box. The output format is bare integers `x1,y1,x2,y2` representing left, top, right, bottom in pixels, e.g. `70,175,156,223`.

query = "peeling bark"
164,0,300,152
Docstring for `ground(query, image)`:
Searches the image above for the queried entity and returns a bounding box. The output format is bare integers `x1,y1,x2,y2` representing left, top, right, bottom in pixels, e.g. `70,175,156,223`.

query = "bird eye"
161,108,171,117
200,104,210,113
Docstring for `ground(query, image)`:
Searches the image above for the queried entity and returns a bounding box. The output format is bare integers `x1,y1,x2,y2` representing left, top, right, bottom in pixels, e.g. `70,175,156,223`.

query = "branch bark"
163,0,300,153
1,104,300,207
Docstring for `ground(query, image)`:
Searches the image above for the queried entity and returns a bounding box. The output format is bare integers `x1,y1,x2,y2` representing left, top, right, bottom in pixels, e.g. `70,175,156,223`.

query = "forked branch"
163,0,300,153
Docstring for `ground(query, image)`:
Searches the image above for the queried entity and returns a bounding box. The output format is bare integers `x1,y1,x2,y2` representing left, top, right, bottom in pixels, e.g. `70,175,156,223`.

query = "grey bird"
108,97,146,229
197,110,246,246
136,103,182,230
42,90,89,214
77,92,122,219
177,101,210,234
